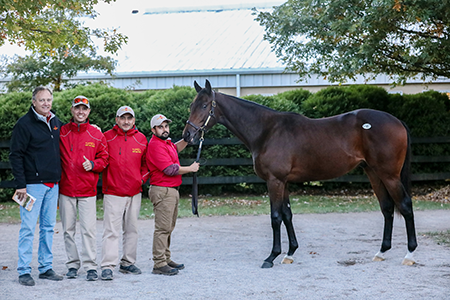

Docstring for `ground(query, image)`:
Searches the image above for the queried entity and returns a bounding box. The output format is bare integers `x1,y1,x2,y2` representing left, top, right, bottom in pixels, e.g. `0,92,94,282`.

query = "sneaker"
86,270,98,281
18,274,35,286
119,264,142,275
39,269,63,281
66,268,78,279
168,261,185,270
101,269,113,281
152,265,179,276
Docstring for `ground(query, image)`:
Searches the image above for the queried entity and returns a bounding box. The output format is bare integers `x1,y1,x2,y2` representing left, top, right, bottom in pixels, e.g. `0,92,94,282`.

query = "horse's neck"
217,95,270,152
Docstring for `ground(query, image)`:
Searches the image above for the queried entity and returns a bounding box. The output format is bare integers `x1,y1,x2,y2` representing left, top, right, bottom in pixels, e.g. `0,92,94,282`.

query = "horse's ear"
194,81,202,93
205,80,212,94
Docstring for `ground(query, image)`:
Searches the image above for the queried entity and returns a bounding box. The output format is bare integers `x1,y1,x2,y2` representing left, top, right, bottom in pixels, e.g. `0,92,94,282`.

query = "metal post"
236,73,241,97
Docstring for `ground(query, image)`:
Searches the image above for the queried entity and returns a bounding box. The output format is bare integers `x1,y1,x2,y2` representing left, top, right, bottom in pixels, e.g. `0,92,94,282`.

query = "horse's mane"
221,93,280,113
223,93,305,121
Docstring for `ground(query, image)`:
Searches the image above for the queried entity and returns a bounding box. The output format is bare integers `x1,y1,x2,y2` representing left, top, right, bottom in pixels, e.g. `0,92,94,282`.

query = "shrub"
276,88,312,108
1,84,449,200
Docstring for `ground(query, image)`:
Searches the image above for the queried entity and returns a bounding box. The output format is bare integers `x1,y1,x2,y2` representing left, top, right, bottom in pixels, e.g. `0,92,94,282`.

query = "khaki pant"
59,195,97,271
101,193,142,270
149,185,179,269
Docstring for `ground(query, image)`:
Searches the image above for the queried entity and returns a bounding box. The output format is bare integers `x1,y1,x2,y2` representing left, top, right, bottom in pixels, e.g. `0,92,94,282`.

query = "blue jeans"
17,183,58,276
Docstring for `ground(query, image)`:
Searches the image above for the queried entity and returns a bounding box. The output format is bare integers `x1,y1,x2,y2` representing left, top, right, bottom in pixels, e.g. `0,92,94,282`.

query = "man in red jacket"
59,95,108,281
147,114,199,275
100,106,149,281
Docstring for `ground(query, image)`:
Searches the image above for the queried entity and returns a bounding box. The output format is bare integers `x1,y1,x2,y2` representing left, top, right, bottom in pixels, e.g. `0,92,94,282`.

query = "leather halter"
185,90,216,142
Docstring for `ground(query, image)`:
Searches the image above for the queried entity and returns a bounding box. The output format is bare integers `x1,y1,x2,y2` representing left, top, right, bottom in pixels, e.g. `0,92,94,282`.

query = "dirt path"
1,210,449,299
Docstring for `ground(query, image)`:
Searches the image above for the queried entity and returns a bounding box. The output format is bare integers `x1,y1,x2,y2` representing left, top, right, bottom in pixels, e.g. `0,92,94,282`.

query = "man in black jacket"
10,86,64,286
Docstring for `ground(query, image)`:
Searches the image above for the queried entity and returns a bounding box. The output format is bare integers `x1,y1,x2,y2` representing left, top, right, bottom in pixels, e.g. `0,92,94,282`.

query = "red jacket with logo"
102,125,149,197
59,120,109,197
146,135,182,187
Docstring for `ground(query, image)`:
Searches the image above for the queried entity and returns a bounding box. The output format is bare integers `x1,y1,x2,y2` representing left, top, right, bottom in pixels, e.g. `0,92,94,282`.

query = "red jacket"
147,135,182,187
102,125,149,197
59,120,109,197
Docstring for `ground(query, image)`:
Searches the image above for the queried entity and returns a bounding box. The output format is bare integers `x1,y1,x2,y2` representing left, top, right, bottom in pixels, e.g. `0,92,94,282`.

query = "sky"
94,0,284,13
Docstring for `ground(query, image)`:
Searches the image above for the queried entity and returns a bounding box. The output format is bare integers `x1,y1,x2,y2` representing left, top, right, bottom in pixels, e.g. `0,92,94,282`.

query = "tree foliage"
255,0,450,84
0,0,127,54
0,0,127,91
3,46,117,92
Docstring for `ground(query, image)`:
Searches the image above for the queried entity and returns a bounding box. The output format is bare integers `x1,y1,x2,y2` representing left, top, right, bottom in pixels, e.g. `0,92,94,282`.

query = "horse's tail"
401,121,412,196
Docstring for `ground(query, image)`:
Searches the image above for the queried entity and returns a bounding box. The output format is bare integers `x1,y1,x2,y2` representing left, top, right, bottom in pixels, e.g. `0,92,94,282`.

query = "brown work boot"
167,261,185,270
152,265,179,276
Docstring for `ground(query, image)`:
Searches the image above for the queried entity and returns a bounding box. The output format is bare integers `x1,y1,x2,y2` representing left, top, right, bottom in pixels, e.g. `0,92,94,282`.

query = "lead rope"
191,131,204,217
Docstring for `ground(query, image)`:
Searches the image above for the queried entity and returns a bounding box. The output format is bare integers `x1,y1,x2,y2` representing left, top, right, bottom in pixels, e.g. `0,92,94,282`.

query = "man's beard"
157,132,169,140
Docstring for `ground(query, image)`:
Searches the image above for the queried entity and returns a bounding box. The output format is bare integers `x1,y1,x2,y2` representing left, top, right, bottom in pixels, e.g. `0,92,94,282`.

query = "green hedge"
1,83,449,200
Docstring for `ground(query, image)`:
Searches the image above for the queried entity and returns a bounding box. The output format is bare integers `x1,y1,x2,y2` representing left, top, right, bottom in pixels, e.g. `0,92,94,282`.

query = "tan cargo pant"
101,193,142,270
148,185,179,269
59,194,97,271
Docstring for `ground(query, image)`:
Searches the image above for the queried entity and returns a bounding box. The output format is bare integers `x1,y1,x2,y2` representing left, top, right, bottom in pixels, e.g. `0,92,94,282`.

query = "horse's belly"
288,156,362,182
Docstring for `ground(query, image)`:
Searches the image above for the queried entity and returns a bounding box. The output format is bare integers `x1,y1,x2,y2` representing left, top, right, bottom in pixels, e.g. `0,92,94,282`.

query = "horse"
182,80,417,268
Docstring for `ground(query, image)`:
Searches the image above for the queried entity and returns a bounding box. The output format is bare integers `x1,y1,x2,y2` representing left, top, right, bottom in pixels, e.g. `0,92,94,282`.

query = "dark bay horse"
183,80,417,268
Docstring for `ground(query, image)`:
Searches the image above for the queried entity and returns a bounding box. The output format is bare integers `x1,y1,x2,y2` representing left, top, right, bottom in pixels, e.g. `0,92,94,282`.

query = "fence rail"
1,137,449,188
179,136,450,185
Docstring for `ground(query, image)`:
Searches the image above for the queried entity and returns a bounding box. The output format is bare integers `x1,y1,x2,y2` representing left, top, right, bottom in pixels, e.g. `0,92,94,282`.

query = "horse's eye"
202,104,207,109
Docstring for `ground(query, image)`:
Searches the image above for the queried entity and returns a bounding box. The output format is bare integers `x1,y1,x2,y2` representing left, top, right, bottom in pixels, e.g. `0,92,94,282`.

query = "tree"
2,46,117,92
1,0,127,92
0,0,126,54
255,0,450,84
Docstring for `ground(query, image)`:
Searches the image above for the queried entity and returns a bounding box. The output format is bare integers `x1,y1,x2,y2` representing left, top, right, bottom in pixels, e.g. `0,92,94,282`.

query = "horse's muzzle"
182,128,197,144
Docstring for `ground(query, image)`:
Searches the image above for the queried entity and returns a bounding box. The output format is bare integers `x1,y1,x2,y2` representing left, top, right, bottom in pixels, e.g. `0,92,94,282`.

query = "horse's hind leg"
366,170,395,261
261,179,285,268
281,185,298,264
383,179,417,265
367,169,417,265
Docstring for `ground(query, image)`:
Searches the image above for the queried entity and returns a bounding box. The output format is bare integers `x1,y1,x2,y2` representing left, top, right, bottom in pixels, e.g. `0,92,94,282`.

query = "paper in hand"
12,191,36,211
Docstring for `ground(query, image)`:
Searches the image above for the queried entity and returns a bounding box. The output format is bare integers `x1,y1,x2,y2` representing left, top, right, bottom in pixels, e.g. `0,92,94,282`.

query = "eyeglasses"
73,97,89,104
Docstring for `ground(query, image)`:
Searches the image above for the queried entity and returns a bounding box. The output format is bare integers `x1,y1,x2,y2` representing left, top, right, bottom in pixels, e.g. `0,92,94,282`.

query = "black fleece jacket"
9,106,63,189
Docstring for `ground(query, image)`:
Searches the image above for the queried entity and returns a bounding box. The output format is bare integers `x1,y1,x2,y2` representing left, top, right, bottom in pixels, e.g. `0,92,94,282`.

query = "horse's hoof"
402,258,415,266
281,255,294,264
402,252,415,265
261,261,274,268
372,255,385,262
372,251,385,262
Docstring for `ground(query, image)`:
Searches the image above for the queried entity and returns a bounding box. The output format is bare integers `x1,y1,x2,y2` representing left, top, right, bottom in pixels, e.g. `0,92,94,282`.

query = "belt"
151,185,179,191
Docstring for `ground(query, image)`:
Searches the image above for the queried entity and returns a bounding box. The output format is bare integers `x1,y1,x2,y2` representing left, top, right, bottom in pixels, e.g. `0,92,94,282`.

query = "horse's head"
182,80,218,144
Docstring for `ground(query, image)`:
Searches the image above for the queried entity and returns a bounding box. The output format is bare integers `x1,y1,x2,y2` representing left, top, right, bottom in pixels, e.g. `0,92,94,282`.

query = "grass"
423,230,450,247
1,194,449,222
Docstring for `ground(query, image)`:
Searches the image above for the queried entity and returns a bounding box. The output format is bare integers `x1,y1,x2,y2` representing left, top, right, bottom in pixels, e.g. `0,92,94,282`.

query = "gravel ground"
1,210,449,300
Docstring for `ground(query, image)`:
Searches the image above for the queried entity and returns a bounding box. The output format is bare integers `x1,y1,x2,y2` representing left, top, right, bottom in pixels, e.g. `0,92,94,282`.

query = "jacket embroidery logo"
132,148,142,154
53,126,58,130
85,142,95,148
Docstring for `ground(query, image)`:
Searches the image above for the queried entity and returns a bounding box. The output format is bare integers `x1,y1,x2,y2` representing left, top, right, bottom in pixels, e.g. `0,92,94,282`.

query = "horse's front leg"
261,180,284,268
281,185,298,264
